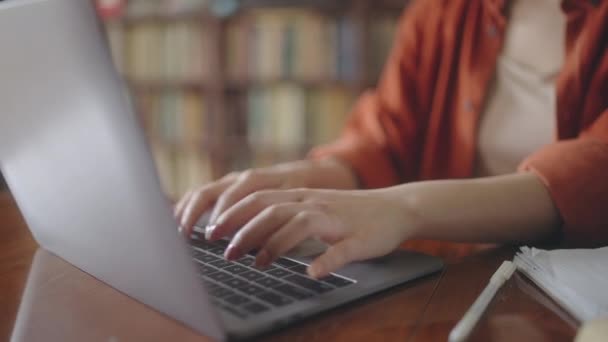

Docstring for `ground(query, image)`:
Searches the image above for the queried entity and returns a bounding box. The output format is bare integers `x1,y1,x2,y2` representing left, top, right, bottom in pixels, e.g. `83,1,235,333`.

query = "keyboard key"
224,294,250,306
236,256,256,266
191,249,206,258
224,264,248,275
209,259,232,268
266,268,292,278
285,275,334,294
238,284,264,296
196,264,218,276
243,302,269,314
221,305,247,319
207,283,222,291
224,277,249,289
206,282,221,290
256,291,292,307
194,253,220,264
274,284,314,300
208,247,227,255
193,225,206,232
206,271,234,283
320,275,355,287
274,258,300,268
255,276,282,288
239,270,266,282
210,286,235,299
191,240,214,250
289,264,309,275
215,239,230,247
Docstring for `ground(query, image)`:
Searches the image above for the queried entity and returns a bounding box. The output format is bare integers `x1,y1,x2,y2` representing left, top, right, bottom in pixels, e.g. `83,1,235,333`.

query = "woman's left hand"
205,188,418,279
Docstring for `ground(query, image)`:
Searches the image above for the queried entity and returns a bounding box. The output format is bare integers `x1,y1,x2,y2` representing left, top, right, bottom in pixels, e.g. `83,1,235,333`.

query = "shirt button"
487,25,498,37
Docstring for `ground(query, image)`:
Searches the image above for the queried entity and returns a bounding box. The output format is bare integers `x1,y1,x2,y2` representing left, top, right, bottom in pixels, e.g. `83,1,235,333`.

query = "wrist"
277,158,358,190
381,185,427,241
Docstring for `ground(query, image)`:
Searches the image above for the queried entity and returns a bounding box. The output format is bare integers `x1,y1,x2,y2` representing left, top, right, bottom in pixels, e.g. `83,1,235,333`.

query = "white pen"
448,260,517,342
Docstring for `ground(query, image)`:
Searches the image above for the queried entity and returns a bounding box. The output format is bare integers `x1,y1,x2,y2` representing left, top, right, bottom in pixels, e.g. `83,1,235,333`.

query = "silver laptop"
0,0,443,340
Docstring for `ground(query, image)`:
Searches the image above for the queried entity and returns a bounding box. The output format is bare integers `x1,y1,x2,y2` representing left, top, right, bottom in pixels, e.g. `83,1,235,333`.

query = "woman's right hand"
174,158,358,237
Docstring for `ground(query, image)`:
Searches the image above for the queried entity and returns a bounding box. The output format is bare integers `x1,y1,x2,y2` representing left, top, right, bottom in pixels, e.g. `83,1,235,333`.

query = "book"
150,143,212,199
226,9,367,83
120,20,210,83
369,15,398,81
134,89,209,197
514,246,608,322
307,86,354,144
245,84,354,164
124,0,209,17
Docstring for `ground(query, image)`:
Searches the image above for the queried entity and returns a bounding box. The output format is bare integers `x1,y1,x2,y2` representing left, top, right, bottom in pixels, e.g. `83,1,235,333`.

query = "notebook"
514,246,608,322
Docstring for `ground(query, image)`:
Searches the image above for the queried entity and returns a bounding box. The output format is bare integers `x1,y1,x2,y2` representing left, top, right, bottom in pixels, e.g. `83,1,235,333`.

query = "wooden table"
0,192,578,341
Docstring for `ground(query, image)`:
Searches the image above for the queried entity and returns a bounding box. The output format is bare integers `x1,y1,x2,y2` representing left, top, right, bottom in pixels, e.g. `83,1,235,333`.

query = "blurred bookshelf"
96,0,406,198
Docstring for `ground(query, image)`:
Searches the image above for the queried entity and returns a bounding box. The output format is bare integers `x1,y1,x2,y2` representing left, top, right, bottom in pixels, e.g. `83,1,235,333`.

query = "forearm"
393,172,561,244
278,157,359,190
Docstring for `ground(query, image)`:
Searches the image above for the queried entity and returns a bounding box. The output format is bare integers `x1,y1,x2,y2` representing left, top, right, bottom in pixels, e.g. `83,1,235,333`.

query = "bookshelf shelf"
105,12,214,24
128,79,212,91
225,78,364,90
128,78,368,91
147,136,311,159
236,0,407,13
236,1,357,14
98,0,408,198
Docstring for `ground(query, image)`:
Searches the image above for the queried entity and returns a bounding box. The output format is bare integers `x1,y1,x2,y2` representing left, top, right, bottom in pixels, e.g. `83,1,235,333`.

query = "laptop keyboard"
189,237,355,319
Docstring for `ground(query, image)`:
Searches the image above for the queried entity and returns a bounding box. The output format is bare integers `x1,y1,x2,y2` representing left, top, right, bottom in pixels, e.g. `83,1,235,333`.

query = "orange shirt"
311,0,608,248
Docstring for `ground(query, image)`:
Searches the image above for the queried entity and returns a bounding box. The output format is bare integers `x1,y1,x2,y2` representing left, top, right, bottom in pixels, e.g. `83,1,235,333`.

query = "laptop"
0,0,443,340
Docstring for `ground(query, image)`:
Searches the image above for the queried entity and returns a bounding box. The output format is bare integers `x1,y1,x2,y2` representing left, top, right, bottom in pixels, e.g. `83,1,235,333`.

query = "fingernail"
209,211,219,226
255,250,271,268
224,244,241,261
205,224,216,240
179,225,190,238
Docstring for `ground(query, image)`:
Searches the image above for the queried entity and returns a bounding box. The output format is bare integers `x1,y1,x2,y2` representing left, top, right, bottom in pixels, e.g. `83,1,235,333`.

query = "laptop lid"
0,0,224,339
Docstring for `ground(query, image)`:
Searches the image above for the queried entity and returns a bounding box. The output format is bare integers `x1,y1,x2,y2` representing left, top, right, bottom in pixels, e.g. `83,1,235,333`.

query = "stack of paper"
514,246,608,322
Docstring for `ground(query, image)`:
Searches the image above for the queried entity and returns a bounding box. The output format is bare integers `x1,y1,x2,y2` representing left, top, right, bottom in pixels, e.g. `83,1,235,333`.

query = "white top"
474,0,566,176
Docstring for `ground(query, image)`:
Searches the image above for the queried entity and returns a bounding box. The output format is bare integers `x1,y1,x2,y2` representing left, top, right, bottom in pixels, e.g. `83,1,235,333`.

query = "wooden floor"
0,192,38,340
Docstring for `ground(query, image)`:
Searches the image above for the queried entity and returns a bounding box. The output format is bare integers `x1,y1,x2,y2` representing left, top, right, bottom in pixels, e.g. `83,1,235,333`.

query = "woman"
176,0,608,279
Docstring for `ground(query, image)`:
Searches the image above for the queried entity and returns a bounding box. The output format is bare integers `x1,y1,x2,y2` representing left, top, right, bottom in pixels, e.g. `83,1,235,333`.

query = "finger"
174,190,194,222
209,190,305,241
223,203,311,260
308,239,362,279
255,211,327,267
180,179,233,235
209,170,281,225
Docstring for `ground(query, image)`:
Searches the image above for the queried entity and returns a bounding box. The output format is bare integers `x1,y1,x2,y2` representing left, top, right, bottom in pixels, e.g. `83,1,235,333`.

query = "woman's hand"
175,158,358,236
198,173,560,279
206,188,418,279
